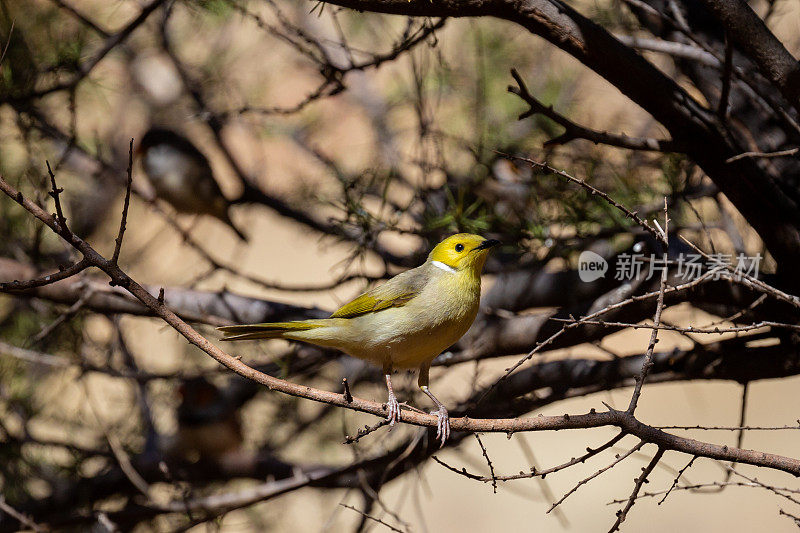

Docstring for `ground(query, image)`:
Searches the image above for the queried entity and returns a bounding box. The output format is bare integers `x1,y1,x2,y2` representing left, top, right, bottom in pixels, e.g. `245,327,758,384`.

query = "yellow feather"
218,233,499,370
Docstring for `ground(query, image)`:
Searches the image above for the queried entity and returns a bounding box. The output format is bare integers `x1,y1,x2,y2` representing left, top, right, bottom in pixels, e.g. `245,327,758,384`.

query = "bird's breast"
338,270,481,368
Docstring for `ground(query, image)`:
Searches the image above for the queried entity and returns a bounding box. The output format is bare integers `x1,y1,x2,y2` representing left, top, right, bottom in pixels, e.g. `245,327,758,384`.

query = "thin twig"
82,379,151,498
45,160,69,234
550,317,795,333
779,509,800,526
0,258,89,291
656,424,800,431
7,0,166,100
627,200,669,413
0,19,14,65
609,447,665,532
342,377,353,403
480,270,716,399
504,153,667,246
609,480,800,504
717,33,733,118
727,467,800,506
474,433,498,493
680,235,800,310
0,496,44,532
549,440,647,513
3,175,800,477
339,503,405,533
344,420,391,444
111,139,134,266
508,69,681,153
659,455,698,504
31,287,94,343
725,147,799,163
433,431,626,483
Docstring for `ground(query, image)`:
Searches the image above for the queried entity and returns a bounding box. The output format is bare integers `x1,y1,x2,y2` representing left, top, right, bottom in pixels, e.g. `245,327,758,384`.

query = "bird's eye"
455,243,464,252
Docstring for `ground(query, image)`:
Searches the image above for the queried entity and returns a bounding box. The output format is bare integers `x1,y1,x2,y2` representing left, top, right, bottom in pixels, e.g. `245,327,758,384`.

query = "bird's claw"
386,395,401,429
430,407,450,447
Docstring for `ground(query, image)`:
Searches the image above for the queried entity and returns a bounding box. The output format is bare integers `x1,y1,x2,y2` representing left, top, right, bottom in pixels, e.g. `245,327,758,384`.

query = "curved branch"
2,175,800,479
509,69,682,152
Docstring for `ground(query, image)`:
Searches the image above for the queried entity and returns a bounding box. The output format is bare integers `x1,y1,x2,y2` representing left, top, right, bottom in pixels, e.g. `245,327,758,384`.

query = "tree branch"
509,69,682,152
3,174,800,479
697,0,800,114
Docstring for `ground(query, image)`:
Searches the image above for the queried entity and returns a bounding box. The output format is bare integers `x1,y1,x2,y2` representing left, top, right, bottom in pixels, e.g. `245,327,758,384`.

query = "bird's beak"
473,239,501,251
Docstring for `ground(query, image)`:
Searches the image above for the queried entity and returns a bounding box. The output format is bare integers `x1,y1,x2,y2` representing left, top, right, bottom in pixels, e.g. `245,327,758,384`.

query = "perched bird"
219,233,500,445
136,128,248,241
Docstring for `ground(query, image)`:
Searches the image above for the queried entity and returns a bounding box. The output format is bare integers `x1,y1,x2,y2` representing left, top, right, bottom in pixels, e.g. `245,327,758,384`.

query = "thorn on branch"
475,433,498,494
609,447,665,532
779,509,800,526
627,201,669,414
344,419,389,445
659,455,698,505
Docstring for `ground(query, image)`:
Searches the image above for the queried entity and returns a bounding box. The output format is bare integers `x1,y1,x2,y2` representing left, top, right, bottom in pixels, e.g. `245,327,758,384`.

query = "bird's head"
136,127,203,160
428,233,500,274
137,128,175,155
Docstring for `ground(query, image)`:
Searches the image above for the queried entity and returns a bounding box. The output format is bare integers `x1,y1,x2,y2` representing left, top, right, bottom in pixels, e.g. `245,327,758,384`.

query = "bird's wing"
330,266,429,319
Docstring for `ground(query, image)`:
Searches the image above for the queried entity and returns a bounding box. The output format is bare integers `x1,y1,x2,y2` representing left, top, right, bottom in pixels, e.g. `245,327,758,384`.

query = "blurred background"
1,0,800,531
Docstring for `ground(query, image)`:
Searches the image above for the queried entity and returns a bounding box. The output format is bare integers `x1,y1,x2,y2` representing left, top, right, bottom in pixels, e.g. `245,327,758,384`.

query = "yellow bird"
218,233,499,445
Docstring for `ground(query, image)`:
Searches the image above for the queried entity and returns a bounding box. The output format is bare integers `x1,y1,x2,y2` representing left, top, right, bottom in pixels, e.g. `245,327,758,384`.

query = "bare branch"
340,503,405,533
0,258,89,291
505,154,667,246
549,440,646,513
717,34,734,118
509,69,681,152
658,455,697,504
726,147,799,163
628,201,669,413
614,35,718,66
3,0,166,102
697,0,800,113
474,433,498,493
4,175,800,477
609,447,664,532
434,432,626,483
111,139,133,266
0,498,43,533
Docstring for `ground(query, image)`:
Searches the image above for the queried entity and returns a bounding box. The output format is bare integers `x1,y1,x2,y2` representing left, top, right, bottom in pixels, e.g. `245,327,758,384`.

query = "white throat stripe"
432,261,457,273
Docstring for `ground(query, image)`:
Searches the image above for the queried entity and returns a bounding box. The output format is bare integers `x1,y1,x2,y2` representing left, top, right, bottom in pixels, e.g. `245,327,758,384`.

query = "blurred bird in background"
169,376,246,464
219,233,500,446
0,5,36,100
137,128,248,241
165,375,318,478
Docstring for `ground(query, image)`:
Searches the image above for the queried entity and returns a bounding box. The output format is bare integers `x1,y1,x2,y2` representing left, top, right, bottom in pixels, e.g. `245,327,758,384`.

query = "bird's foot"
386,394,401,428
430,406,450,447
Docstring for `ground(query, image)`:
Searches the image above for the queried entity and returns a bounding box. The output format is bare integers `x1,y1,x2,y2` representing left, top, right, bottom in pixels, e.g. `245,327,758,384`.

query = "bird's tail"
218,321,326,341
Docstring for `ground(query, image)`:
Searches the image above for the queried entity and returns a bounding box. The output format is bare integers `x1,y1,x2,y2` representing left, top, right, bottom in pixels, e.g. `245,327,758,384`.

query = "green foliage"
195,0,236,19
